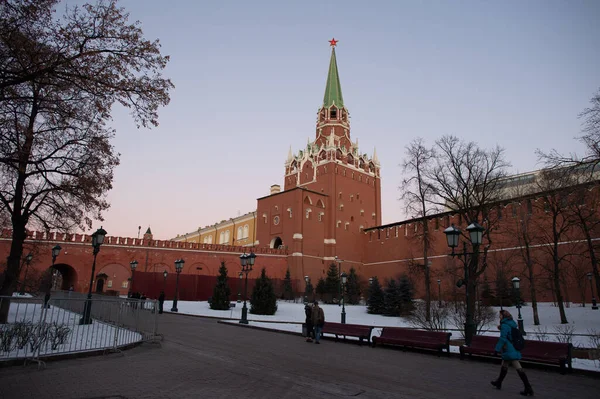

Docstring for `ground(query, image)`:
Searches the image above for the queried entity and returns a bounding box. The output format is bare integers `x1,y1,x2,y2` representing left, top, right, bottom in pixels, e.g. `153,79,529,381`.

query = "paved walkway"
0,314,599,399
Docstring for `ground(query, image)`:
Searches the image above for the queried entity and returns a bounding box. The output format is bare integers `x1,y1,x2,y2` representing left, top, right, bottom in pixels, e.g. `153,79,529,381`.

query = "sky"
77,0,600,240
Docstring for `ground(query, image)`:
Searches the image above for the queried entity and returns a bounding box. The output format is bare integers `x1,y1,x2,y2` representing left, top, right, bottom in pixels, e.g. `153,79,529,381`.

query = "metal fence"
0,293,159,365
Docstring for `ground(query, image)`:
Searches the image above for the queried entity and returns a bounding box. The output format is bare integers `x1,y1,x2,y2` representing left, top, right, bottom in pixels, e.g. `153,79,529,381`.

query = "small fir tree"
325,263,341,303
397,274,414,315
250,268,278,315
210,262,231,310
282,268,294,300
315,277,326,301
345,267,361,305
367,276,385,314
384,278,402,316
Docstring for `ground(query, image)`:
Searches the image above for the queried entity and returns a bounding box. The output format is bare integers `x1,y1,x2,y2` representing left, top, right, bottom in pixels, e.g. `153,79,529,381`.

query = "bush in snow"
553,324,576,344
532,326,550,342
0,325,16,352
49,322,72,350
408,302,450,332
451,302,496,338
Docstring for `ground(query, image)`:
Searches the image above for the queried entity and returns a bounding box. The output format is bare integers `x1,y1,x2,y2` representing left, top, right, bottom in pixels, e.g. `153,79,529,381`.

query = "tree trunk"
553,248,568,323
583,228,600,301
524,245,540,325
424,259,431,321
0,221,27,323
528,271,540,325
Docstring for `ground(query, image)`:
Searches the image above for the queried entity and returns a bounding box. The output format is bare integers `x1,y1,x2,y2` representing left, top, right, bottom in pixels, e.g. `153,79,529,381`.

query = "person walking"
491,310,534,396
311,300,325,344
158,291,165,314
304,303,314,342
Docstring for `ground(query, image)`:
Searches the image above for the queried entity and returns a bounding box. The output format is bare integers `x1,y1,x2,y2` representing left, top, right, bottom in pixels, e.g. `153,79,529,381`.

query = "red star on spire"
329,38,338,47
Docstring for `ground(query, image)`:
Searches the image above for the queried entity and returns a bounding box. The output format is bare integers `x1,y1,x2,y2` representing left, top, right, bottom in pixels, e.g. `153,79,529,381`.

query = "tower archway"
49,263,78,291
270,237,283,249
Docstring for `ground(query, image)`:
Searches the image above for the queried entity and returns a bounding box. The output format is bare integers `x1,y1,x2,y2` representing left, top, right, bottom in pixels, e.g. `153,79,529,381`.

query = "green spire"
145,227,152,235
323,47,344,109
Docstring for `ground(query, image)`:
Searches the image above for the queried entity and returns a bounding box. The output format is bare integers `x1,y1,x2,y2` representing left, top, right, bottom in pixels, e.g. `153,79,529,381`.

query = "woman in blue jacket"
491,310,534,396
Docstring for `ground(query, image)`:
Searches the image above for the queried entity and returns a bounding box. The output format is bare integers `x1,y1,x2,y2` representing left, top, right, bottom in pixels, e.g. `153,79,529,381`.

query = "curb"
0,340,145,369
216,320,600,378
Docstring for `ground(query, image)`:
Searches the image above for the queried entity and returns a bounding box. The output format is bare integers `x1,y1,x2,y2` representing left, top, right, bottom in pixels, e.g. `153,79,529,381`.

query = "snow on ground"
1,302,142,360
165,300,599,343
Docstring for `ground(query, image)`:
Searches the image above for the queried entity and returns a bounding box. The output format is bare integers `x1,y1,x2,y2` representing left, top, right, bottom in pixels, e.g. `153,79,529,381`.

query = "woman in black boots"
491,310,534,396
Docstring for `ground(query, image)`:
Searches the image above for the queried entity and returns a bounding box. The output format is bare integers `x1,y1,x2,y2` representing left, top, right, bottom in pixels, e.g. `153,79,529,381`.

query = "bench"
321,322,374,346
460,335,573,374
372,327,451,357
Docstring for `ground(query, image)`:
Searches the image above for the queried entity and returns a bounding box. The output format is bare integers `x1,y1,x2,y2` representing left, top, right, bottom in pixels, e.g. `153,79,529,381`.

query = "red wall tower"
255,40,381,283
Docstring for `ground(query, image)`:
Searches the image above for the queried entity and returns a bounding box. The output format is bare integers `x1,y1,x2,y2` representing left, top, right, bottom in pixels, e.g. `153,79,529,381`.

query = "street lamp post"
238,271,243,303
171,259,184,312
340,272,347,324
129,260,138,294
44,245,62,307
437,279,442,307
239,251,256,324
304,275,310,303
20,253,33,295
443,222,484,346
162,270,168,292
80,227,107,325
335,256,342,306
512,277,526,336
587,272,598,310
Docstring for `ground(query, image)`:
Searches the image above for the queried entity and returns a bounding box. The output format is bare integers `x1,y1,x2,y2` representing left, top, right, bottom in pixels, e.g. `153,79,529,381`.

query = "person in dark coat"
491,310,534,396
304,303,313,342
311,300,325,344
158,291,165,314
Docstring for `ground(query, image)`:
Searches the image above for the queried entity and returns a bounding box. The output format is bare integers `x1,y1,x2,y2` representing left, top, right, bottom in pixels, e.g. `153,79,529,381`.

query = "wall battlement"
0,229,287,255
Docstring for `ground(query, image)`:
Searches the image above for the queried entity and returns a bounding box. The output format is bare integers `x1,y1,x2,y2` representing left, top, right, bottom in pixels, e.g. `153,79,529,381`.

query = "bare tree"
566,184,600,301
400,138,438,321
425,135,510,343
538,89,600,172
0,0,173,322
532,169,579,323
504,176,543,325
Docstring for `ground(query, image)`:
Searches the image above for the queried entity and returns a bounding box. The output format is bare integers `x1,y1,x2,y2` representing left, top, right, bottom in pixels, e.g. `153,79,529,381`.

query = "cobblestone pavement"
0,314,599,399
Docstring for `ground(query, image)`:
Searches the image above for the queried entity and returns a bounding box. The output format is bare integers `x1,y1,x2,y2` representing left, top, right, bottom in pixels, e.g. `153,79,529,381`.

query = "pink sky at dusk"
85,0,599,240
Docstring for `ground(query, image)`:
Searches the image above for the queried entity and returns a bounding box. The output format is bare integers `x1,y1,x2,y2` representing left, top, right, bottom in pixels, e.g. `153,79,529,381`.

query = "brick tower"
255,39,381,282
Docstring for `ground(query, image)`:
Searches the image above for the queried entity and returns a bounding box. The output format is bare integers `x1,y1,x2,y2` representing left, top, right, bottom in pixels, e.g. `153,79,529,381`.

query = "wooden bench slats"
372,327,451,357
460,335,573,374
321,322,374,345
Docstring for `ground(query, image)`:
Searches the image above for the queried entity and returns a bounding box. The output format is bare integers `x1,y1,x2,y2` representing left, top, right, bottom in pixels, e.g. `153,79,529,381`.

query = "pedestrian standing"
491,310,534,396
304,303,314,342
158,291,165,314
311,300,325,344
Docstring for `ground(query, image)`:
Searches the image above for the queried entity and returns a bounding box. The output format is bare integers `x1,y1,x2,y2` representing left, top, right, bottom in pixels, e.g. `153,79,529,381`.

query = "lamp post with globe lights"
171,259,184,312
340,272,347,324
19,253,33,296
80,227,107,325
443,222,484,346
129,260,138,294
512,277,526,335
437,279,442,307
239,251,256,324
238,271,243,303
162,270,168,292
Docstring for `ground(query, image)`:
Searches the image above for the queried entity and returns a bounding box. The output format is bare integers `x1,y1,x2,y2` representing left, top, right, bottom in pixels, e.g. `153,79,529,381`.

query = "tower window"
330,107,337,119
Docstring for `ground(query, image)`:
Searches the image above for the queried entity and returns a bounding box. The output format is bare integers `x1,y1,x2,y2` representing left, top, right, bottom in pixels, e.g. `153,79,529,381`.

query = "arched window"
208,235,213,244
330,106,337,119
224,230,230,243
306,209,312,219
243,225,249,238
237,227,243,240
219,232,225,244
